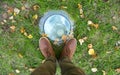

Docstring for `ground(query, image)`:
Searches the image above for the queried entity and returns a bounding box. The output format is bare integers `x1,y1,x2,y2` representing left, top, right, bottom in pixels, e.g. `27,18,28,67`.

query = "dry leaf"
7,7,14,14
18,53,23,58
3,20,7,23
62,35,67,42
24,32,28,36
61,6,67,9
79,9,83,14
32,14,38,20
83,37,87,41
10,25,16,32
21,6,26,10
8,73,14,75
80,14,84,18
79,39,84,45
42,59,46,63
53,38,59,45
115,68,120,73
102,70,106,75
41,33,48,37
78,3,82,9
28,34,33,39
112,26,118,31
88,49,95,55
1,21,4,25
29,68,35,72
15,69,20,73
94,24,99,29
88,44,93,49
20,27,25,33
14,8,20,14
33,5,40,11
88,20,93,25
9,16,14,20
91,68,98,72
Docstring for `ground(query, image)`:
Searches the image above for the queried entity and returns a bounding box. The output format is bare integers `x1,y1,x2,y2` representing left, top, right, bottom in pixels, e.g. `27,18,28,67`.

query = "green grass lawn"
0,0,120,75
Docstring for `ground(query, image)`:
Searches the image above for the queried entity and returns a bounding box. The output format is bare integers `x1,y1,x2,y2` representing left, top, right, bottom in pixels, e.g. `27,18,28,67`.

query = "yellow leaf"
78,3,82,9
28,34,33,39
20,27,25,33
112,26,118,31
88,49,95,55
32,14,38,20
61,6,67,9
94,24,99,29
53,38,59,45
18,53,23,58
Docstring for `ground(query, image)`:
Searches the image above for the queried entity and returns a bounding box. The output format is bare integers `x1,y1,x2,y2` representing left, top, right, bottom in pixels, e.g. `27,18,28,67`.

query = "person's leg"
31,37,56,75
31,56,56,75
59,38,85,75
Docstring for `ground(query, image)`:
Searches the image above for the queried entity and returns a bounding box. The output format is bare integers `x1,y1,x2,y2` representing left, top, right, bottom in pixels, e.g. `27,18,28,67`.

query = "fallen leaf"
42,59,46,63
9,16,14,20
20,27,25,33
61,6,67,9
88,49,95,55
79,39,84,45
8,73,14,75
88,20,93,25
24,32,28,36
62,35,67,42
41,33,48,37
53,38,59,45
7,7,14,14
29,68,35,72
1,21,4,25
21,6,26,10
94,24,99,29
112,26,118,31
3,20,7,23
14,8,20,15
83,37,87,41
102,70,106,75
10,25,16,32
18,53,23,58
88,44,93,49
28,34,33,39
91,68,98,72
33,4,40,11
79,9,83,14
78,3,82,9
80,14,84,18
32,14,38,20
15,69,20,73
115,68,120,73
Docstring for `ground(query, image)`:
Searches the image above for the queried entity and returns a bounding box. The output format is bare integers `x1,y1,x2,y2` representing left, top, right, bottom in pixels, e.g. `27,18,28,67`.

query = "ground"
0,0,120,75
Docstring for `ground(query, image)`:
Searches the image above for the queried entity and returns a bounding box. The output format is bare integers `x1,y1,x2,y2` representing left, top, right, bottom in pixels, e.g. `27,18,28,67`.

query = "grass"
0,0,120,75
